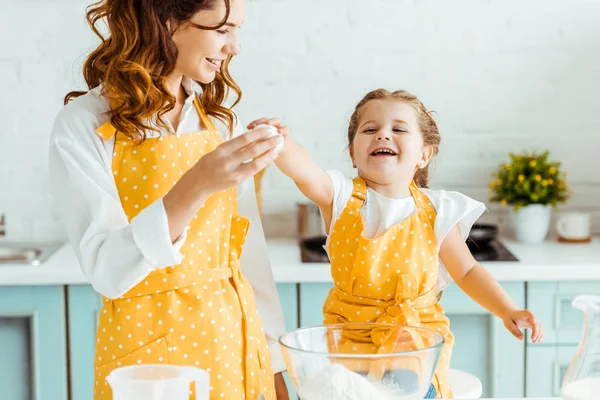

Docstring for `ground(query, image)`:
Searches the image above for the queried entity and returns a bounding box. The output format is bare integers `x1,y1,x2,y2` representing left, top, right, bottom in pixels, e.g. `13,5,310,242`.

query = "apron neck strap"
347,176,367,213
193,97,218,135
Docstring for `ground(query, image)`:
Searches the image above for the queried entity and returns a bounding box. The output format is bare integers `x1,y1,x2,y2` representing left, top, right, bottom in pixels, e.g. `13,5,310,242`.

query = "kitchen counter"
0,237,599,286
269,236,600,283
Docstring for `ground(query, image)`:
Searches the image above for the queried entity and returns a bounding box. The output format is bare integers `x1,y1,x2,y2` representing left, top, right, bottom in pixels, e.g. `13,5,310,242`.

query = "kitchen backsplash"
1,0,599,241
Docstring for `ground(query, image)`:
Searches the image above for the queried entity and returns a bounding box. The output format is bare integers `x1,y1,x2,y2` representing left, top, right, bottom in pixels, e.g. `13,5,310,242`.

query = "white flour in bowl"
297,364,421,400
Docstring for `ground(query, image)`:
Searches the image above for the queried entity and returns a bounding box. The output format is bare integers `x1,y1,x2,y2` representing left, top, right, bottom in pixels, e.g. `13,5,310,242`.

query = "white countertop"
0,237,599,286
269,236,600,283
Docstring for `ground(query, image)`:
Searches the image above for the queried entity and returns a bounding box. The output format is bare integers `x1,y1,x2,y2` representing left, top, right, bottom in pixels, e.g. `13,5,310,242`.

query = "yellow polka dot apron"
93,99,275,400
323,177,454,398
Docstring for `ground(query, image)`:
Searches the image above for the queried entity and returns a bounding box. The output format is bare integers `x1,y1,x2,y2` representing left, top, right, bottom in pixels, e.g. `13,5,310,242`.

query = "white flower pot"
510,204,552,244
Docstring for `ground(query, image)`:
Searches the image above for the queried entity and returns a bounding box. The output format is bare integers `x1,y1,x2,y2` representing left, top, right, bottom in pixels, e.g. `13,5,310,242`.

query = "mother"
49,0,289,398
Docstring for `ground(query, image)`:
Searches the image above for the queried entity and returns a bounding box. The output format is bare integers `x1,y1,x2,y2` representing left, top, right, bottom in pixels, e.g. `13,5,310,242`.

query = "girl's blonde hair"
347,89,440,188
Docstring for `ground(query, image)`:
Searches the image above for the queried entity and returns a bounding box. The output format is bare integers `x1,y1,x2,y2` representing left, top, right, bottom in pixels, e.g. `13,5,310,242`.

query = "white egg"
253,124,284,154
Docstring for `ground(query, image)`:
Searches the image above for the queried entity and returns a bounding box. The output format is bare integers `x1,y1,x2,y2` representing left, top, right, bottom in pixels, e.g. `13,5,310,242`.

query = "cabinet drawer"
527,282,600,344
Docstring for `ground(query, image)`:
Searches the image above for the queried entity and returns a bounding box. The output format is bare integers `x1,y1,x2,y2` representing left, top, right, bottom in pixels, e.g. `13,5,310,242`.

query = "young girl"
49,0,290,399
252,89,544,399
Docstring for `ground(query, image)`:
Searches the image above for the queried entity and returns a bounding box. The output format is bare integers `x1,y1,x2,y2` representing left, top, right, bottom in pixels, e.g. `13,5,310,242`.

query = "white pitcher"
106,364,209,400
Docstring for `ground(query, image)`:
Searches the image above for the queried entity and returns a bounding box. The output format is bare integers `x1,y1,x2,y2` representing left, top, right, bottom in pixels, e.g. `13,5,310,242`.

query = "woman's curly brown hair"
65,0,241,140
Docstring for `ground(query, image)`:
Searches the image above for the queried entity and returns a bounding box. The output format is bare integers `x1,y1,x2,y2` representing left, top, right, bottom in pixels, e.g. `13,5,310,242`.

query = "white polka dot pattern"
94,99,275,400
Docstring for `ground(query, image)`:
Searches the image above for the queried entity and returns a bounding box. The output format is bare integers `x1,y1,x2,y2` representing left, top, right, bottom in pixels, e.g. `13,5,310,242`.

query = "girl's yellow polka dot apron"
323,177,454,398
93,99,275,400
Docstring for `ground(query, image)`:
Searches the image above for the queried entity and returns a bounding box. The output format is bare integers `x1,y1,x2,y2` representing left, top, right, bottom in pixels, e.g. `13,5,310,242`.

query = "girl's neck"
362,176,413,199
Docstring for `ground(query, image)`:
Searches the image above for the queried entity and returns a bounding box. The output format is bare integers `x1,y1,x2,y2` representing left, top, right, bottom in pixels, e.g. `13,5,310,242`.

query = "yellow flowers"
489,150,570,210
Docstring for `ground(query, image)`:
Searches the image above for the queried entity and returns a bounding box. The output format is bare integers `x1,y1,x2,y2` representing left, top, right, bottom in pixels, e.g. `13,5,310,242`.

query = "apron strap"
346,176,368,214
95,96,220,142
96,120,117,141
193,97,219,137
408,180,435,212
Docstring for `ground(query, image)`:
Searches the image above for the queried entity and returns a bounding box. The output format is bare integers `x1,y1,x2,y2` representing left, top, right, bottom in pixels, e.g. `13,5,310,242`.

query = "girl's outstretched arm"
440,226,544,343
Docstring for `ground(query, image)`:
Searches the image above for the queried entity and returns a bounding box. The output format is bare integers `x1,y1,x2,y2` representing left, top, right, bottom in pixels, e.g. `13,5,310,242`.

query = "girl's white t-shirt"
326,170,487,291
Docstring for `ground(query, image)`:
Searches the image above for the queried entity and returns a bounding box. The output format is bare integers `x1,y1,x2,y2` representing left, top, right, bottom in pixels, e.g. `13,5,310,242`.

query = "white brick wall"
1,0,599,241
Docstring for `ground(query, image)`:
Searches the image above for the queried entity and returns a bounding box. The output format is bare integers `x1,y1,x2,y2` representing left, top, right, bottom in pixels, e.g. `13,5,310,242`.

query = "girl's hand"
247,118,291,152
503,309,544,343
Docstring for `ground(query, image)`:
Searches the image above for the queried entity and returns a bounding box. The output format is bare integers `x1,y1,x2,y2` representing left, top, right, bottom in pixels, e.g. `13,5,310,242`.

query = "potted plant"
489,150,571,244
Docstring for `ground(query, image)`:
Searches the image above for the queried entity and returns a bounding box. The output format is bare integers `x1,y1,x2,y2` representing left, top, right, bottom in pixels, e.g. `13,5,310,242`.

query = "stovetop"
299,236,519,263
467,240,519,262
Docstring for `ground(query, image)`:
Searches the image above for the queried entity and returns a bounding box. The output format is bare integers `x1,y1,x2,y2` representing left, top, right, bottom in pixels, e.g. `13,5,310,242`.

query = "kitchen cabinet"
523,281,599,398
0,286,68,400
442,282,525,399
1,278,596,399
299,282,526,399
66,283,299,399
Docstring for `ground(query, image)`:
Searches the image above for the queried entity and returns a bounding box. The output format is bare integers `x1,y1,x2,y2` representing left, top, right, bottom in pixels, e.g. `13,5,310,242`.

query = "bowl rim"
278,322,446,358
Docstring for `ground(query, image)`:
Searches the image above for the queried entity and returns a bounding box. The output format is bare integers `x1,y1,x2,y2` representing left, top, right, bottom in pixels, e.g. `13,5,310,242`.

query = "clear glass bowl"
279,323,444,400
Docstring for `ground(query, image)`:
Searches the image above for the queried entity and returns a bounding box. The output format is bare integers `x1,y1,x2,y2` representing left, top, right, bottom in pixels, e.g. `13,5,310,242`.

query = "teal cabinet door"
442,282,525,399
277,283,299,332
525,281,600,397
299,283,332,327
67,284,300,399
0,286,68,400
526,345,577,397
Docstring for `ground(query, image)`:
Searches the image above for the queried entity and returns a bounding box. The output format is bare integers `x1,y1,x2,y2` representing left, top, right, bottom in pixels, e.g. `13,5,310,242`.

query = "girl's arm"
247,118,335,229
439,226,544,343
